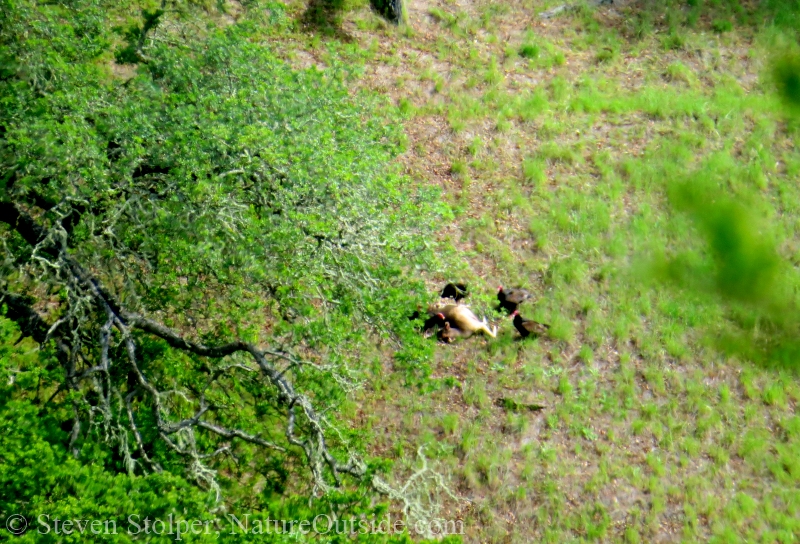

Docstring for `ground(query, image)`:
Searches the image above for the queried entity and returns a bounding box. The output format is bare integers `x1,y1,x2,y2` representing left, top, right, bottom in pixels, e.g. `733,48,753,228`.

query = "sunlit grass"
275,0,800,540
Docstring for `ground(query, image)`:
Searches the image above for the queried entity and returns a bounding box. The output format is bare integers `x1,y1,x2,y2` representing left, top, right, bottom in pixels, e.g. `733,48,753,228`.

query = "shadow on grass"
299,0,353,41
299,0,403,39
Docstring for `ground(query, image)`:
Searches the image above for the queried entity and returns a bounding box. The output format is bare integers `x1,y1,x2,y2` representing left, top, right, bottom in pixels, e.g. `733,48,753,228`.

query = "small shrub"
595,46,617,64
664,61,694,85
519,43,540,59
522,157,547,185
711,19,733,33
661,32,686,51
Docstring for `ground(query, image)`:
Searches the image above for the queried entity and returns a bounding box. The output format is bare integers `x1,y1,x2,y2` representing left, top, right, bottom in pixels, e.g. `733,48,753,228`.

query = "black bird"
423,312,447,333
511,310,550,338
497,286,532,313
440,282,468,301
437,321,463,343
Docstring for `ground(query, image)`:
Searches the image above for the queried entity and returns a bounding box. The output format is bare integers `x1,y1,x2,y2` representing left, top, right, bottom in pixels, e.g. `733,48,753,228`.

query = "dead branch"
0,201,460,521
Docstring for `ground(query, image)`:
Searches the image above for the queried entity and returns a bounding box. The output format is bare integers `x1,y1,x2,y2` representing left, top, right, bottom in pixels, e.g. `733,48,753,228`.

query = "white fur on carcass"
428,303,497,338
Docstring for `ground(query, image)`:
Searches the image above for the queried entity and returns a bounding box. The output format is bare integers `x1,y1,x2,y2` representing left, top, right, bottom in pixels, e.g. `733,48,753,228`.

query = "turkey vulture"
497,286,532,313
409,307,446,334
440,282,468,301
423,312,447,333
511,310,550,338
438,321,463,343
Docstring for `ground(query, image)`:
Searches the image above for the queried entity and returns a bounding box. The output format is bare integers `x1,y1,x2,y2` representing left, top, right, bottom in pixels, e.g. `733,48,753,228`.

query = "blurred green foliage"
661,181,783,308
773,51,800,113
651,164,800,369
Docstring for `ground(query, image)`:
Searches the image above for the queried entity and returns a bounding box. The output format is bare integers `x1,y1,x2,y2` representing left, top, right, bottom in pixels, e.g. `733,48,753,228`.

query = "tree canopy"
0,0,444,538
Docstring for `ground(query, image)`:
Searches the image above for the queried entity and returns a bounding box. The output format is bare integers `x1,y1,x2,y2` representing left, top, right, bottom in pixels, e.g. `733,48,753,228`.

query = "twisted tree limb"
0,200,459,521
0,200,366,495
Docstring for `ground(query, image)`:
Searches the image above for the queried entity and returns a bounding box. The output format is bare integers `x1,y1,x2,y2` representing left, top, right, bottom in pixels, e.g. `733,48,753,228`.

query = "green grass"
275,0,800,541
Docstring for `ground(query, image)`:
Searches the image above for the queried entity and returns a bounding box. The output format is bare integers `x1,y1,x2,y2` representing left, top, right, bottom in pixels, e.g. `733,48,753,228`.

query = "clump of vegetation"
519,43,540,59
772,51,800,113
0,0,445,532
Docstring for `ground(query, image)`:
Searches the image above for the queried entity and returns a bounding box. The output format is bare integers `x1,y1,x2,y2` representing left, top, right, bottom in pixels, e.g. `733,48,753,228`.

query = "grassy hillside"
276,0,800,541
2,0,800,542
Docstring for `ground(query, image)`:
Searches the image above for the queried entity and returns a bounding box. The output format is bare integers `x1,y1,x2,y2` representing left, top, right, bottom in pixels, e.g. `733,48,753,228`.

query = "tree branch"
1,202,368,495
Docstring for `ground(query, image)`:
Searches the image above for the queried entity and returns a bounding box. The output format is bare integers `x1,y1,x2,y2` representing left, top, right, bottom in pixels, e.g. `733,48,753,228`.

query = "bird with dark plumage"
511,310,550,338
422,312,447,333
438,321,463,343
497,286,532,313
439,282,468,301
